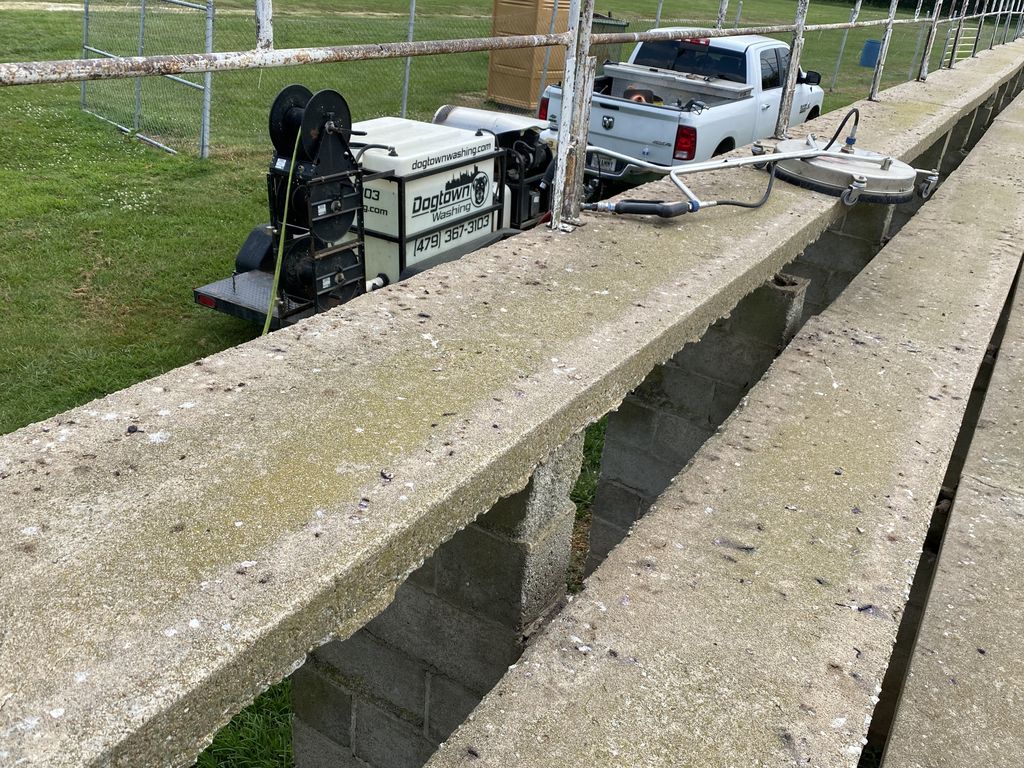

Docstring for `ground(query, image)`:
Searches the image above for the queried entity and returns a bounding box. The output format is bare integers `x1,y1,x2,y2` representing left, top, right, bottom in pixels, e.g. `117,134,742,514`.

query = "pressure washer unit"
194,87,553,328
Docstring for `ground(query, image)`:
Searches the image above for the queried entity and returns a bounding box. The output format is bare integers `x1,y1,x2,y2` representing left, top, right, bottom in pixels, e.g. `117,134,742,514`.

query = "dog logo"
472,171,489,206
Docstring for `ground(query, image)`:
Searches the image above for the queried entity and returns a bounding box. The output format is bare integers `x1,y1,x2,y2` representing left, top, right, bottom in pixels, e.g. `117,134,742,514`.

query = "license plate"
587,154,617,173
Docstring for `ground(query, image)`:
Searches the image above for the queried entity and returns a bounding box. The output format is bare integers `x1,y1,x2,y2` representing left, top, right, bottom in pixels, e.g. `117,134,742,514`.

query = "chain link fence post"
734,1,743,28
716,0,729,29
134,0,145,132
400,0,416,118
199,0,212,158
775,0,808,138
256,0,273,50
81,0,89,110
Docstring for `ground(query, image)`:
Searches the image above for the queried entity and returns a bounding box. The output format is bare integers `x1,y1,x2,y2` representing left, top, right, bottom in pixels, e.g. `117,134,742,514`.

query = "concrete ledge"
1,43,1023,767
425,91,1024,768
882,278,1024,766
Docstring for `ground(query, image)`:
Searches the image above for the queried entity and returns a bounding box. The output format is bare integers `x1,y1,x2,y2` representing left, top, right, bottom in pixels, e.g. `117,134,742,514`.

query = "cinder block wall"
587,274,808,571
586,94,1009,572
292,435,584,768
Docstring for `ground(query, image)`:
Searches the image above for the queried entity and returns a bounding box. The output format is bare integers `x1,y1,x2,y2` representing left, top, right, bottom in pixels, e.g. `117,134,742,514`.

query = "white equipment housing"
355,118,511,285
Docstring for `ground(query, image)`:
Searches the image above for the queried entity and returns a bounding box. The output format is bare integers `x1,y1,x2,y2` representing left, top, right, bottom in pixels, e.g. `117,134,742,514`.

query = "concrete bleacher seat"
425,93,1024,768
2,40,1023,768
882,222,1024,763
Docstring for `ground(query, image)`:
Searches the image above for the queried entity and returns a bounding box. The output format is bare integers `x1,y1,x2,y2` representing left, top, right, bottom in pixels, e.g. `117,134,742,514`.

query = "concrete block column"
586,274,807,572
291,433,584,768
787,202,898,321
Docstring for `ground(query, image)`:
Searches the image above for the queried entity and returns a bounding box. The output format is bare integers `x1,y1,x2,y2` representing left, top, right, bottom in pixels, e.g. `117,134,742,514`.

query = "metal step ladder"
939,22,981,67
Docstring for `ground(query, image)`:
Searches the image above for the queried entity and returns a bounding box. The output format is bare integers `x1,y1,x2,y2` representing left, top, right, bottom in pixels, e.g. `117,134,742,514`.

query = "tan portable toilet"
487,0,569,112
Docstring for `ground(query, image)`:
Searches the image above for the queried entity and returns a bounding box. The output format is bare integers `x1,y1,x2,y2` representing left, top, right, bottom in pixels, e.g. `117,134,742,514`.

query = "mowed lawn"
0,1,991,765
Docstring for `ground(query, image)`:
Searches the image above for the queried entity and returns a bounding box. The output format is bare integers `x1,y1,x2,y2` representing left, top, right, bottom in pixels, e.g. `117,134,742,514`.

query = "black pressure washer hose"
580,163,778,218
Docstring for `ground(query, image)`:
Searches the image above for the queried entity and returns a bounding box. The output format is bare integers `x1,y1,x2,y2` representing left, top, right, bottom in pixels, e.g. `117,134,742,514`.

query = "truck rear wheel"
807,107,820,121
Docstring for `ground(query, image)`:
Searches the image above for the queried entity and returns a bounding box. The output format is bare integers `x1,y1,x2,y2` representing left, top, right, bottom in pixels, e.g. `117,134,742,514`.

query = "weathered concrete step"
881,266,1024,767
1,43,1023,768
425,92,1024,768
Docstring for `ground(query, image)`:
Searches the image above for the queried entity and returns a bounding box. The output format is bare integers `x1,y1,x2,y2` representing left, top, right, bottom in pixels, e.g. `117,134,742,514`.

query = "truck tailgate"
584,96,683,169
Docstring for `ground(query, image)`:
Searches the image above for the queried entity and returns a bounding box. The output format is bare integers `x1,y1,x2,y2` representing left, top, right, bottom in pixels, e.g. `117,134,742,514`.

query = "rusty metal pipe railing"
0,18,956,88
0,32,571,86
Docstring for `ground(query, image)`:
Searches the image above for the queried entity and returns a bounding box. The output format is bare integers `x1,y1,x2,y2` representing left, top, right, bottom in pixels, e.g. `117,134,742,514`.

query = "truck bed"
603,61,753,104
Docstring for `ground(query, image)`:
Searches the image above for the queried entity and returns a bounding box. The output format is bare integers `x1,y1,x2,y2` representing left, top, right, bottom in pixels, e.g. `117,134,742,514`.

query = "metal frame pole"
990,0,1005,47
1001,0,1017,42
134,0,146,132
400,0,416,118
972,0,990,55
995,0,1007,42
200,0,212,158
919,0,945,79
830,0,862,92
907,0,927,77
734,1,743,27
655,0,664,28
716,0,730,29
551,0,594,230
775,0,808,138
537,0,561,113
870,0,900,99
81,0,89,109
1016,0,1024,37
256,0,273,50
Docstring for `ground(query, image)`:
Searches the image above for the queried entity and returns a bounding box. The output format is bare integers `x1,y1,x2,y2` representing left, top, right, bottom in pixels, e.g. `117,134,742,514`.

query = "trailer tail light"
196,294,216,309
673,126,697,161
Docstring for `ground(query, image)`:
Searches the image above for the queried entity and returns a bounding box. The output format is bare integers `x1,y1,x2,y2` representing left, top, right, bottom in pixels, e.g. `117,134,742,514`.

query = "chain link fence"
82,0,212,154
63,0,1024,158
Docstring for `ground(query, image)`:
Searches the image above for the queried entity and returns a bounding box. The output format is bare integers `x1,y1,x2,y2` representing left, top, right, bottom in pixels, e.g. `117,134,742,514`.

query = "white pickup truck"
540,33,825,181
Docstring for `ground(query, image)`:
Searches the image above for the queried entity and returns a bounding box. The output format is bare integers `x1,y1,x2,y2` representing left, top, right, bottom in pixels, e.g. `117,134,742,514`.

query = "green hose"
262,129,303,336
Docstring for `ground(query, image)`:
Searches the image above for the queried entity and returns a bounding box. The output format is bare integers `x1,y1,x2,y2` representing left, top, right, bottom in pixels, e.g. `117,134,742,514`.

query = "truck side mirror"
800,70,822,86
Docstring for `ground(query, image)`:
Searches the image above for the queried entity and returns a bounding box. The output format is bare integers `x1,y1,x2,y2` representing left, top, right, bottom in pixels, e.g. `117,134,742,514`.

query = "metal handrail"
2,0,1021,227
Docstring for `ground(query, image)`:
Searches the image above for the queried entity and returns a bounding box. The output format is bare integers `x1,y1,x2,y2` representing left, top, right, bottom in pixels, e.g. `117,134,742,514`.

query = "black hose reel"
237,85,366,306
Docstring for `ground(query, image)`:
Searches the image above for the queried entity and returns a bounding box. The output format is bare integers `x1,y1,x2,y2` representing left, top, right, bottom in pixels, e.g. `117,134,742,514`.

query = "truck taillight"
538,97,549,121
673,126,697,161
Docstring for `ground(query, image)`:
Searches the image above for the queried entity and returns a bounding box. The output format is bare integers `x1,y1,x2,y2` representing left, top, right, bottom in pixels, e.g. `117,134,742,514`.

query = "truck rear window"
632,41,747,83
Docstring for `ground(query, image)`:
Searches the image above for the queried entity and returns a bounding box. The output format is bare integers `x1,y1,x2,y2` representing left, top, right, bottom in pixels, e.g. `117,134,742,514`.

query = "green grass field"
0,1,1006,764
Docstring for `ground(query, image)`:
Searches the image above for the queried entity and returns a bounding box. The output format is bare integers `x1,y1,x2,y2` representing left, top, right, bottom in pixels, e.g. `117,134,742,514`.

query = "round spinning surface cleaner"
772,136,918,205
